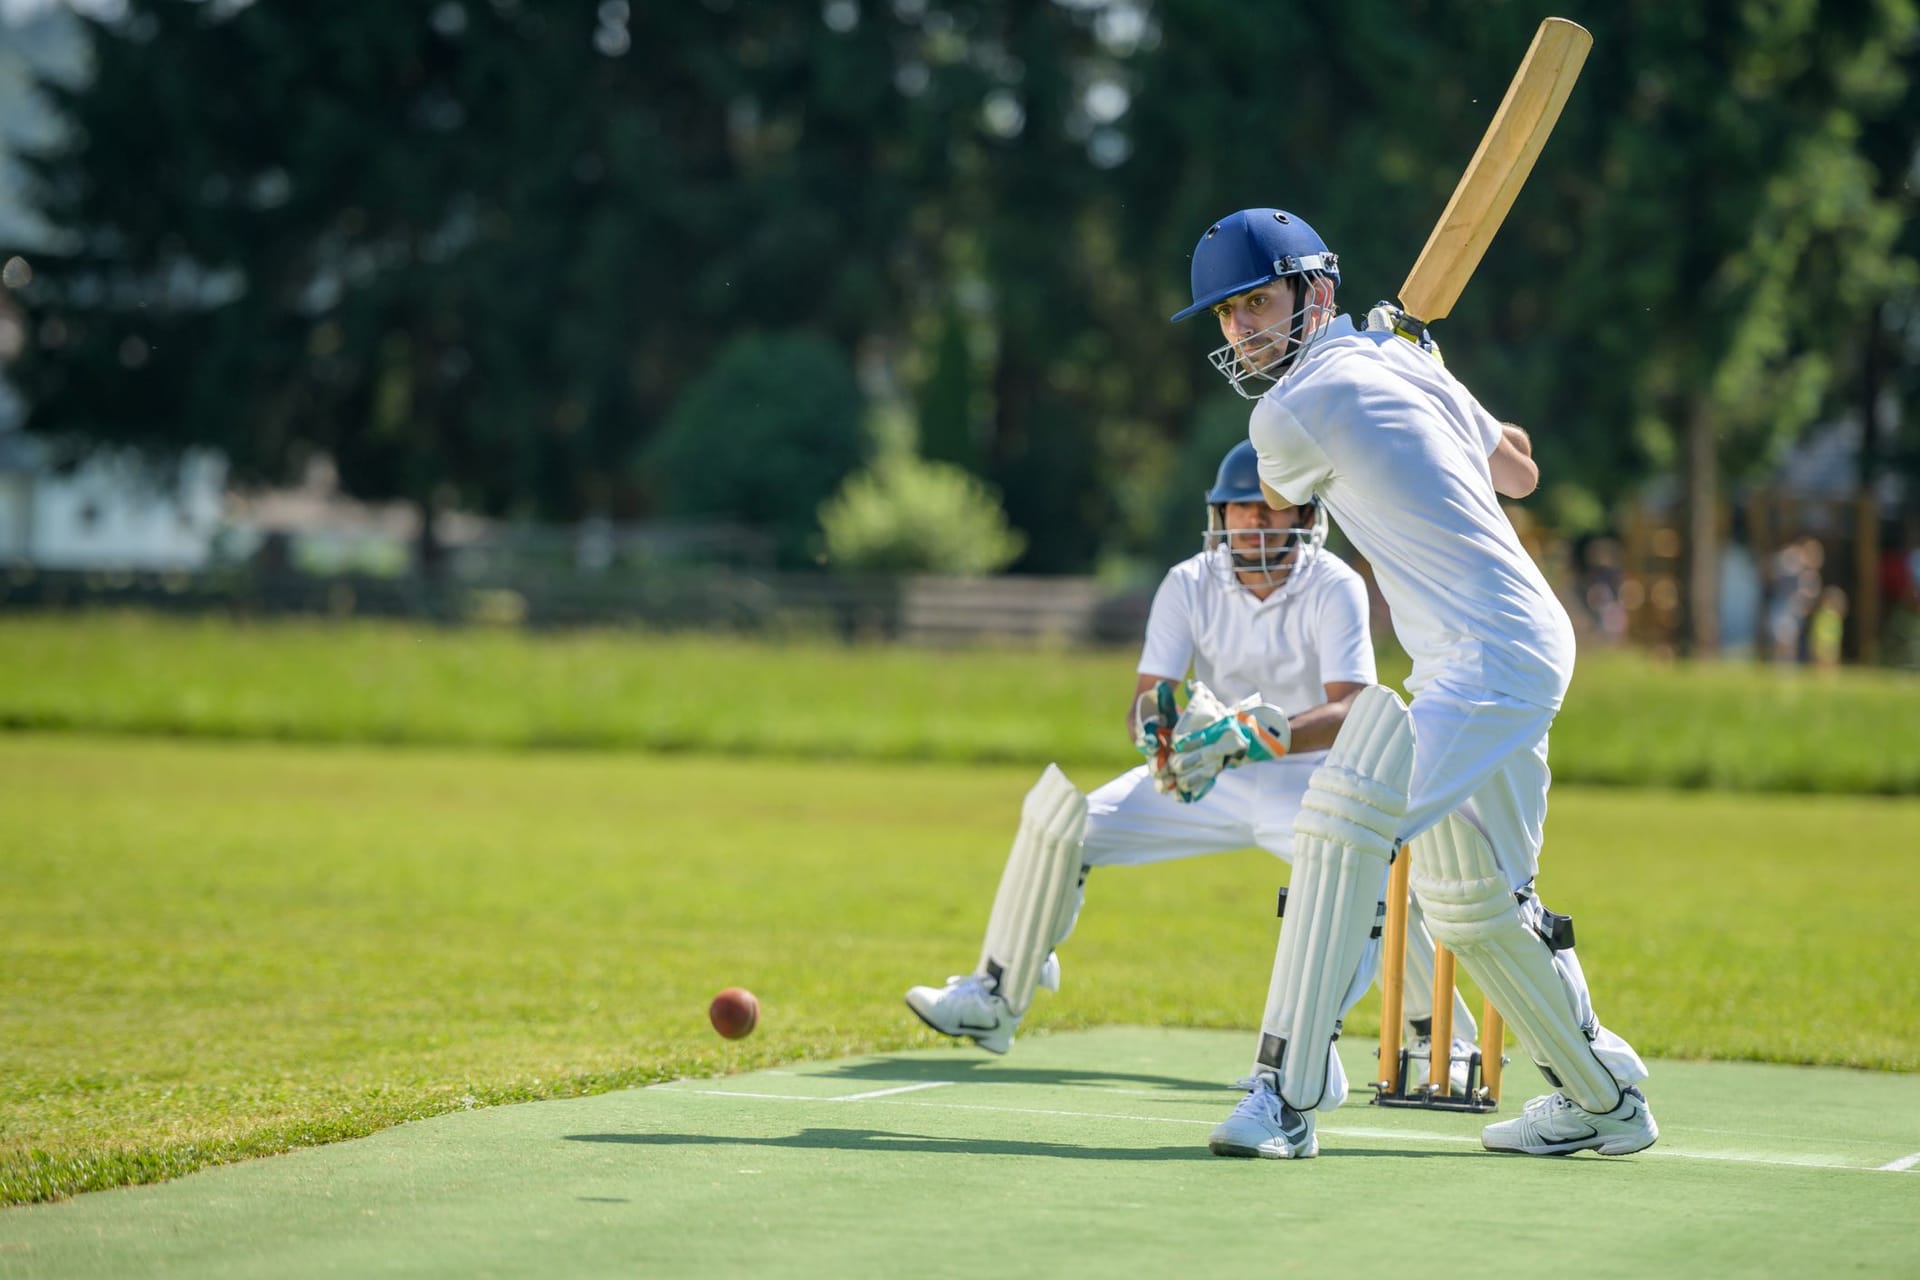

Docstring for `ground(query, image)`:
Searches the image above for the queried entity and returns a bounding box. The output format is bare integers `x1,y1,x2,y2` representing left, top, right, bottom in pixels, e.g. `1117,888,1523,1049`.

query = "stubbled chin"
1237,347,1290,377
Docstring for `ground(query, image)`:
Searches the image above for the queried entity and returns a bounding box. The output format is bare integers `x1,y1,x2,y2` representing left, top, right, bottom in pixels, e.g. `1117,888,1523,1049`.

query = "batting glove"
1364,300,1444,362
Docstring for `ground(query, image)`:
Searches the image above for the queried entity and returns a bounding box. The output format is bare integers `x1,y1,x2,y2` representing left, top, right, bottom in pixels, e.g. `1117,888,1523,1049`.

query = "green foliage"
8,0,940,540
7,0,1917,578
915,304,983,473
819,454,1025,575
1,734,1914,1203
14,1,643,534
648,332,869,567
1151,397,1252,568
5,614,1920,794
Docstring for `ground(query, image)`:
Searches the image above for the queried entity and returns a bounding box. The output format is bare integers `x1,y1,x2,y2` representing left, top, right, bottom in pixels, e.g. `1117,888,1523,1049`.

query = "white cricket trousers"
1065,755,1470,1034
1396,677,1647,1087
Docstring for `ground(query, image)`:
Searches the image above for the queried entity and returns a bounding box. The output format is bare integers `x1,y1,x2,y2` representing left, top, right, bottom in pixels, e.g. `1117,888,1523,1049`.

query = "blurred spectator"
1880,530,1917,612
1767,536,1824,664
1580,537,1629,644
1718,532,1761,658
252,530,293,576
1880,535,1920,670
1809,586,1848,668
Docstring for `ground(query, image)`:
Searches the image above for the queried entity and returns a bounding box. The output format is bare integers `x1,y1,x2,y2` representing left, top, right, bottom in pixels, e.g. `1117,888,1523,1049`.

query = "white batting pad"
979,765,1089,1016
1409,812,1621,1112
1258,685,1412,1109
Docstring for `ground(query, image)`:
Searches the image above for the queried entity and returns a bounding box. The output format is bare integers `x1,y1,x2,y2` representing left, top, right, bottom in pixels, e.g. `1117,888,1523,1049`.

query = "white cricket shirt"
1136,546,1376,732
1248,316,1575,709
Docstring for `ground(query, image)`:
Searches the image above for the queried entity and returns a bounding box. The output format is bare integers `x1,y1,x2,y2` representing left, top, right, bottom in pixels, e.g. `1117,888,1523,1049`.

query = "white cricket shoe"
1405,1035,1478,1096
1482,1086,1658,1156
1208,1072,1318,1159
904,973,1021,1054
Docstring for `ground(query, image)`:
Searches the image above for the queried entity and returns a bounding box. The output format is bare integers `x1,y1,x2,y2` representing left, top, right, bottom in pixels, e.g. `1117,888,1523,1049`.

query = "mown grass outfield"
1,615,1917,1242
4,613,1920,792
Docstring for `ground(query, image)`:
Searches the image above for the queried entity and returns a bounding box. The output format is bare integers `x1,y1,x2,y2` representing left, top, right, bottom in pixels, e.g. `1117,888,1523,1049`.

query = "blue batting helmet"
1205,439,1264,505
1171,209,1340,323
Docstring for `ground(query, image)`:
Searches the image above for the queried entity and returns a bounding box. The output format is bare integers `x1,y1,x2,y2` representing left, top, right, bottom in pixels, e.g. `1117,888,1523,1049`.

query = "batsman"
906,438,1487,1107
1172,205,1657,1161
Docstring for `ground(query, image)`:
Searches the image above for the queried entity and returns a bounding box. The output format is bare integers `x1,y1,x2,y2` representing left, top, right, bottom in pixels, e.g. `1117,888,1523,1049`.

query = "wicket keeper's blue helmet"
1171,209,1340,323
1206,439,1265,505
1202,438,1327,593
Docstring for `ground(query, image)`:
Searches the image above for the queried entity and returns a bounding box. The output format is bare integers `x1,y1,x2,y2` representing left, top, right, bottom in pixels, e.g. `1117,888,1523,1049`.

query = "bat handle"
1390,309,1431,345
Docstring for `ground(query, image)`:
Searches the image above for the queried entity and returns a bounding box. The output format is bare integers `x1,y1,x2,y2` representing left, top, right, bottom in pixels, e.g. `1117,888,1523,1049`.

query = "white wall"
1,447,227,569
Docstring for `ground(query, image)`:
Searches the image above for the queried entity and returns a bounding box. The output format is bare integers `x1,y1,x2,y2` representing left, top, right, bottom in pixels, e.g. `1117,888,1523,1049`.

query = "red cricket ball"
708,987,759,1039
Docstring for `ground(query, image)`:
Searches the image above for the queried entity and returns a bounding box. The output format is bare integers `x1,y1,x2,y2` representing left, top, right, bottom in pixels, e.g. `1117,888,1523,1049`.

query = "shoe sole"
903,998,1010,1055
1483,1127,1658,1157
1208,1138,1318,1159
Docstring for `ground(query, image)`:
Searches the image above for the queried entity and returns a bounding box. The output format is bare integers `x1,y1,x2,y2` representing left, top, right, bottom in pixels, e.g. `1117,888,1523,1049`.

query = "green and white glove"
1166,683,1292,804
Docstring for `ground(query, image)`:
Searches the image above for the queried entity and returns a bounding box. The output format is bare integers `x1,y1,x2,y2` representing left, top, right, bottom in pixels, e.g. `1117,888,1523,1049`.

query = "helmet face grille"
1202,498,1328,597
1205,297,1339,398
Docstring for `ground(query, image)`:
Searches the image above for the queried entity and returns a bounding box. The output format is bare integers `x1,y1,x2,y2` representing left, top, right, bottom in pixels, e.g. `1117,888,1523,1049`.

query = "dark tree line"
5,0,1916,628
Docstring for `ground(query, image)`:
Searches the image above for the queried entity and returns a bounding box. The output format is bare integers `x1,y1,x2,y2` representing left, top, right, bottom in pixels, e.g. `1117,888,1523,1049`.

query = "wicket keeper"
906,439,1484,1106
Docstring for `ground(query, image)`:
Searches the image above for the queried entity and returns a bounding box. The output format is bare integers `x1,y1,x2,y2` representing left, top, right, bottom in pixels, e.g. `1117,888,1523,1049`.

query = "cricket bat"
1394,17,1593,334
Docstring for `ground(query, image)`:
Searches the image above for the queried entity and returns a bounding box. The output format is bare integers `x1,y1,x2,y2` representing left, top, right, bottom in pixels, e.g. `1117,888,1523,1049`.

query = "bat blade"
1397,17,1592,326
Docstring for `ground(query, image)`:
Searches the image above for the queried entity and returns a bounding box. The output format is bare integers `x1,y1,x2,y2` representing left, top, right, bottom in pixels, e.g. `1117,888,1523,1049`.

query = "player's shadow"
813,1055,1228,1095
564,1130,1475,1162
564,1128,1213,1161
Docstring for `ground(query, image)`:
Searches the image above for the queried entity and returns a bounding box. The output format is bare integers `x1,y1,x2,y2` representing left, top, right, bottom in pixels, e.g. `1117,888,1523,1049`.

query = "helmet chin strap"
1281,275,1336,369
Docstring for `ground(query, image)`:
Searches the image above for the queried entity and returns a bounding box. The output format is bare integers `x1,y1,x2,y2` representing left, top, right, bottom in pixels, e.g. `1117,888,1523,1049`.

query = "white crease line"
671,1090,828,1101
836,1081,954,1101
661,1086,1912,1173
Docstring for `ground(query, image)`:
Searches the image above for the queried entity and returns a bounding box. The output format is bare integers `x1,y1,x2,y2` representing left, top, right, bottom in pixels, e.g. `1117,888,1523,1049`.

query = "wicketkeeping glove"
1132,679,1181,792
1166,684,1292,804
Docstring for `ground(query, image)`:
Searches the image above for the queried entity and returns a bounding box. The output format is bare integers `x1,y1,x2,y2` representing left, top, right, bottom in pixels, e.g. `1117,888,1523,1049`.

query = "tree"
1108,2,1918,650
1538,3,1919,652
648,333,869,568
820,453,1025,575
9,1,960,569
11,0,1914,597
915,303,983,474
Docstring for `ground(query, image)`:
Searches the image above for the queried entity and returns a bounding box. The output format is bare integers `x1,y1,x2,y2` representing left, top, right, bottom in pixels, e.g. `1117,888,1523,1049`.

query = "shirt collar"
1264,314,1358,393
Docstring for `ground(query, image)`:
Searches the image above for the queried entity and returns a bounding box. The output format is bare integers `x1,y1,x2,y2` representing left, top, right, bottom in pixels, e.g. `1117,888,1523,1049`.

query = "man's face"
1209,276,1337,381
1211,280,1298,377
1222,500,1306,582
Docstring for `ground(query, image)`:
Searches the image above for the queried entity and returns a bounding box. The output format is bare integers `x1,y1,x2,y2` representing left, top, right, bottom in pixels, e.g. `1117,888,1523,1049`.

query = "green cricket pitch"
3,1028,1913,1278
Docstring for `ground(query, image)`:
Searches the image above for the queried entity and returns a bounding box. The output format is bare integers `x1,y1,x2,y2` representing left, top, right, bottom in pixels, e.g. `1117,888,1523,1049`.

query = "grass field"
4,613,1920,792
3,732,1916,1207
